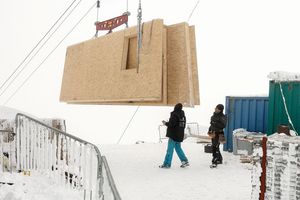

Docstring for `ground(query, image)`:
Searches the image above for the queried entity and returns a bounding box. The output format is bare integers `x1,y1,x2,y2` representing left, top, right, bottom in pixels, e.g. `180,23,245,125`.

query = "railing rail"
101,156,121,200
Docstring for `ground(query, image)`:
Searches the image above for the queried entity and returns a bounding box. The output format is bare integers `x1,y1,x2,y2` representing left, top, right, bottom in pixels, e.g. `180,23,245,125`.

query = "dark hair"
216,104,224,111
174,103,183,111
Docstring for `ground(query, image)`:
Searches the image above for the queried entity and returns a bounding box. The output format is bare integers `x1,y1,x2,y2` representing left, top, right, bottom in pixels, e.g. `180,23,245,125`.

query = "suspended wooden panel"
166,22,194,106
60,19,200,107
60,19,164,103
189,25,200,105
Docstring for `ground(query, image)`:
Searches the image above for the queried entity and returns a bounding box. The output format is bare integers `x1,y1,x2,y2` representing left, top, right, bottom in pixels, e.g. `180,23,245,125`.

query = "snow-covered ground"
99,140,252,200
0,172,83,200
0,106,252,200
0,140,252,200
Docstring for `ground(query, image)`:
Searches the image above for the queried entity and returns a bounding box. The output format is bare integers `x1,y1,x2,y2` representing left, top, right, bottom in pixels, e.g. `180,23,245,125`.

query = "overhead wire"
187,0,200,22
0,0,78,93
3,1,97,105
0,0,84,99
117,106,140,144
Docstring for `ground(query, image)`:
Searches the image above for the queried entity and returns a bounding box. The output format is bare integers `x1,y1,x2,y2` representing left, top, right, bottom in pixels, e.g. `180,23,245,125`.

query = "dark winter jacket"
165,104,186,142
209,112,227,133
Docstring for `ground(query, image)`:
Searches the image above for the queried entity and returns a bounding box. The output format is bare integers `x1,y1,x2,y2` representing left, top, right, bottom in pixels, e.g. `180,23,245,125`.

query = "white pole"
57,134,62,185
30,123,34,171
88,147,93,199
83,144,87,191
21,118,25,171
45,130,49,172
16,118,21,171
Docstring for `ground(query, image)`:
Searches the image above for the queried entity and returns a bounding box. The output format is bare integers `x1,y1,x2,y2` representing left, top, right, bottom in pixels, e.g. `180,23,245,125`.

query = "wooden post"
259,137,267,200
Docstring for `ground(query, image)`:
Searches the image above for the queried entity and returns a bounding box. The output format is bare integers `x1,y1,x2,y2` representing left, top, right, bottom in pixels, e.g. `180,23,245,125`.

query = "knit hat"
216,104,224,111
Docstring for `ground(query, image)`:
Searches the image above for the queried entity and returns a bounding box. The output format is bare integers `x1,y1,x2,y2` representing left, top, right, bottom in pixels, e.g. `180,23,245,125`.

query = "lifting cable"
117,106,140,144
96,0,100,22
95,0,101,37
0,0,79,94
187,0,200,22
3,2,97,106
279,82,299,135
0,0,84,99
137,0,142,73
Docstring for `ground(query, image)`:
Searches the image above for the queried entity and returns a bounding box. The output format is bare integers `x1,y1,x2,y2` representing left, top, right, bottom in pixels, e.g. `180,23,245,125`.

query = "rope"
0,0,78,94
187,0,200,22
3,2,96,105
0,0,84,99
279,82,298,135
117,106,140,144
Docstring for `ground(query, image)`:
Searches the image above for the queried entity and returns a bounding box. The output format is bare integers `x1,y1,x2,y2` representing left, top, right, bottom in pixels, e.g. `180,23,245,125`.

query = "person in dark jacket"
159,103,189,168
209,104,227,168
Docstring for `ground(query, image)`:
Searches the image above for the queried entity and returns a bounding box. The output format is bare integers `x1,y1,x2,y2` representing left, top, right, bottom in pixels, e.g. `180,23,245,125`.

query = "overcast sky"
0,0,300,144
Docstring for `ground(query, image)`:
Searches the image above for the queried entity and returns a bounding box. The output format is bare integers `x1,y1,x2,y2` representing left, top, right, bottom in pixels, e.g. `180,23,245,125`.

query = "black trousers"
211,132,223,164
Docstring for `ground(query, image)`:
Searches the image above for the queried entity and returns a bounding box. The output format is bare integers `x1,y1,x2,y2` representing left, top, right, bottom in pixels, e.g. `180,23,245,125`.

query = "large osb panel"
189,26,200,105
166,22,195,107
82,28,168,106
60,19,164,103
118,22,198,107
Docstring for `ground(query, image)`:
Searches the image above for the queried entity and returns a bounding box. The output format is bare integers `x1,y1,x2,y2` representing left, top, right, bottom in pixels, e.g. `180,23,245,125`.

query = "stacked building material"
250,137,264,200
233,129,265,156
251,134,300,200
60,19,199,107
265,135,300,200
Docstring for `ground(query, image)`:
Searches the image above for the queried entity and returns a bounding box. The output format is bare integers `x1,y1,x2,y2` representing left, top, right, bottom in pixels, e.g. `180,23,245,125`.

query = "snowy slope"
99,141,252,200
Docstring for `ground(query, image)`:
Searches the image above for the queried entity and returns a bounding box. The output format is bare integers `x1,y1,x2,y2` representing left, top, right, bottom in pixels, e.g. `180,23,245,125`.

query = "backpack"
179,116,186,128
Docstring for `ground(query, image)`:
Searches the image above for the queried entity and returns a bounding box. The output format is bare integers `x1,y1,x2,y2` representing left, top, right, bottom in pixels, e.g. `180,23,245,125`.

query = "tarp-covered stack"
60,19,199,107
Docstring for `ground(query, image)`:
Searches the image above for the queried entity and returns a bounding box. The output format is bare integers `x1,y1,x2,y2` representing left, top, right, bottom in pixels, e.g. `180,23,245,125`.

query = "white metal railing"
158,122,200,143
15,113,103,199
0,113,122,199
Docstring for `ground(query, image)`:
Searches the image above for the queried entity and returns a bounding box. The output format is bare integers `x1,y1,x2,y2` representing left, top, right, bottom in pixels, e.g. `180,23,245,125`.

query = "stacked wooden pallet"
60,19,199,107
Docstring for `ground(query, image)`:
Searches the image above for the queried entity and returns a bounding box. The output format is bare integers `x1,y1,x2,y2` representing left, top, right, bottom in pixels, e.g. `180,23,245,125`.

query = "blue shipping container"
223,96,269,152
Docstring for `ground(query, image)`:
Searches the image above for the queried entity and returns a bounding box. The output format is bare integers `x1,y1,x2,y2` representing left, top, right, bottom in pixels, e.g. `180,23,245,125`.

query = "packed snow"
99,140,252,200
268,71,300,82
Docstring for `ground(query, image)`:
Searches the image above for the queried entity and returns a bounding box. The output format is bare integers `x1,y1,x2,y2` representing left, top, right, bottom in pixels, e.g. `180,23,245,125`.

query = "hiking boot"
210,163,217,168
159,165,170,169
180,161,190,168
